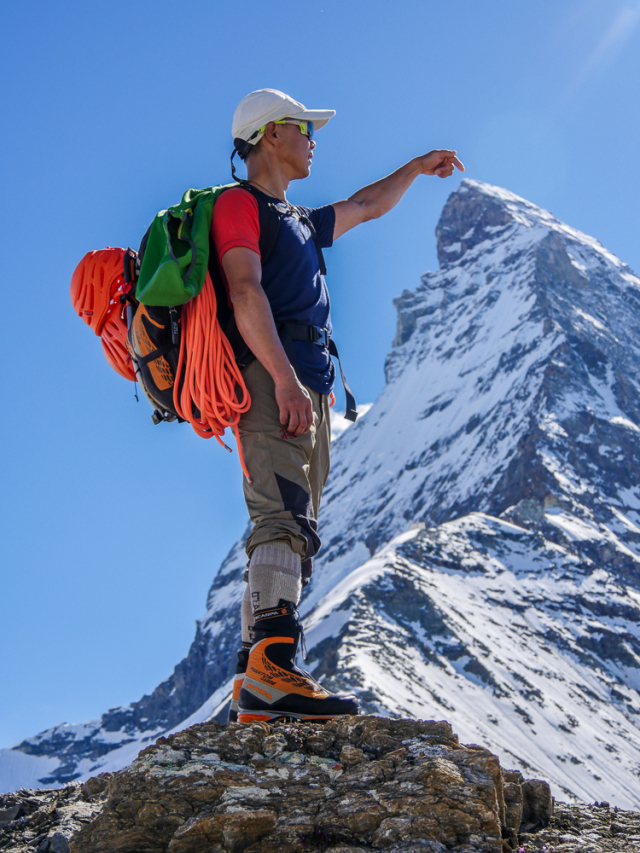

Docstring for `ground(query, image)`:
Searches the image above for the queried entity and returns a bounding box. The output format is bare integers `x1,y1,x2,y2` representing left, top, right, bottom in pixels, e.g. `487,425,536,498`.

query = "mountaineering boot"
227,645,251,724
238,601,360,722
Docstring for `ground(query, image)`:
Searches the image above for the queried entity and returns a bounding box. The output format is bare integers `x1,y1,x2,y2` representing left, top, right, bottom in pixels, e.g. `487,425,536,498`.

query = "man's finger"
436,165,454,178
293,400,313,436
433,152,463,167
299,403,312,435
287,409,300,434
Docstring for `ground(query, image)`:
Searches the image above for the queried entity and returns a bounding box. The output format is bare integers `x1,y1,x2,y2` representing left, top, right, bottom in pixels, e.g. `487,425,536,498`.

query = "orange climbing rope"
72,250,253,480
173,270,253,481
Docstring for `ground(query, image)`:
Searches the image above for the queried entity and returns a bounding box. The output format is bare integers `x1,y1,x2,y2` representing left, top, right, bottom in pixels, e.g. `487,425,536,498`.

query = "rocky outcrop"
5,769,639,853
521,800,640,852
6,716,639,852
71,716,550,853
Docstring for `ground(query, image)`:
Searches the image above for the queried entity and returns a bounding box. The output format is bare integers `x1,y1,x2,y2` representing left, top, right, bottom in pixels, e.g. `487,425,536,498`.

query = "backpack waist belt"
284,323,357,423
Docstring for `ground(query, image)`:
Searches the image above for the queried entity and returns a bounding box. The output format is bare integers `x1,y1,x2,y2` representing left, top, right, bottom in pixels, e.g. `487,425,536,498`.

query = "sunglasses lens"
276,119,314,139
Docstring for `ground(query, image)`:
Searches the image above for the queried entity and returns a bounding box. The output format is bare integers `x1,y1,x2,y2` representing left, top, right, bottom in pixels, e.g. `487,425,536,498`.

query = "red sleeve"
211,187,261,260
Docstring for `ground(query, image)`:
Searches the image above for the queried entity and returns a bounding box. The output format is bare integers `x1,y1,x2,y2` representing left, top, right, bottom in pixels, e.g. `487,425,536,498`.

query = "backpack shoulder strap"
291,205,327,276
241,184,281,263
212,183,281,265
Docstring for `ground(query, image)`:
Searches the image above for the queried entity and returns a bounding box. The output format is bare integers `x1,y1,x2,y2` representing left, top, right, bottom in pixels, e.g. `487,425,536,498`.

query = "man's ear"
263,121,279,144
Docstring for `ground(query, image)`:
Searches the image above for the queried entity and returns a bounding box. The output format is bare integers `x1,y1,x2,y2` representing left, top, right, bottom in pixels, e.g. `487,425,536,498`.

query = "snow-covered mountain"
3,180,640,808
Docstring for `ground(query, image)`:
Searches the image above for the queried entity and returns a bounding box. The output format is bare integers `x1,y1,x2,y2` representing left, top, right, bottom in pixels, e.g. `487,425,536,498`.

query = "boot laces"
294,608,309,662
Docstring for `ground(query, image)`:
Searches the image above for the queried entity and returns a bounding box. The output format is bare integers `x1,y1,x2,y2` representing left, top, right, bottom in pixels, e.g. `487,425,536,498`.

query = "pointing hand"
419,150,465,178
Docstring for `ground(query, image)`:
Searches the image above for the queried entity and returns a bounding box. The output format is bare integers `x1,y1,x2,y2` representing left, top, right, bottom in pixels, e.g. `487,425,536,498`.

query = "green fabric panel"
136,183,237,306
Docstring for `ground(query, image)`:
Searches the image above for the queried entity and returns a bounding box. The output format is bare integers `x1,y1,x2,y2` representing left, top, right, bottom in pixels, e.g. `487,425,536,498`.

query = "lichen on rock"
67,716,551,853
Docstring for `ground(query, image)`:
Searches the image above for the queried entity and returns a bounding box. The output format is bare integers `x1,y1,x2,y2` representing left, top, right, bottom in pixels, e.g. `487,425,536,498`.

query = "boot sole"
237,710,345,723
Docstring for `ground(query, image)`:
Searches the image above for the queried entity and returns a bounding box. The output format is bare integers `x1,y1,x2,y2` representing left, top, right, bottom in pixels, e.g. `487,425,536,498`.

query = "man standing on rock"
214,89,464,723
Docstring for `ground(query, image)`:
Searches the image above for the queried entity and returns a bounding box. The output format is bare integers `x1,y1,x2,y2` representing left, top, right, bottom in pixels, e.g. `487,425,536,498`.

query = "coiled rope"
173,271,253,481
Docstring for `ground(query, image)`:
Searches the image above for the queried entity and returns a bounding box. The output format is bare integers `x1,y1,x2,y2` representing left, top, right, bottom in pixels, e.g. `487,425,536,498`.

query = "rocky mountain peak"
435,178,515,266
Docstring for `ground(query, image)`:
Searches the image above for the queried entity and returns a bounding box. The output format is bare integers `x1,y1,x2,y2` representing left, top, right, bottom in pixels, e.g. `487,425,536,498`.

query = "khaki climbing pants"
238,359,331,575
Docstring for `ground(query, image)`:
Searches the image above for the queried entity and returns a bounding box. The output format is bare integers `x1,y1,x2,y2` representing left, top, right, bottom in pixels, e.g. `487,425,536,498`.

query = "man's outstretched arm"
332,150,464,240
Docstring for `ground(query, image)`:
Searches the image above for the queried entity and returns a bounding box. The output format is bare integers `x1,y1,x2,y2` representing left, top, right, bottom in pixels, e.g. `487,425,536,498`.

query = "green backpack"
131,181,358,423
136,184,235,307
128,183,282,426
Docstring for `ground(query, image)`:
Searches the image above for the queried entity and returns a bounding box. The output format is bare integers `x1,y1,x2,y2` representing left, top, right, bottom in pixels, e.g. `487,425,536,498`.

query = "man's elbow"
228,278,263,306
348,197,383,224
363,203,386,222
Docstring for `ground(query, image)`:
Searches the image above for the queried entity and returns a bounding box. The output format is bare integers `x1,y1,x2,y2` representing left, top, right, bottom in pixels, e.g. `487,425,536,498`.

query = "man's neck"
246,159,290,202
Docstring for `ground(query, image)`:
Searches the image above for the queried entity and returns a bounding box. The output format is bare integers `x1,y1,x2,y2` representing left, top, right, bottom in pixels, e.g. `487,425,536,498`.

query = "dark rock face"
435,183,512,267
519,800,640,852
69,717,549,853
0,782,104,852
378,181,640,561
110,528,251,735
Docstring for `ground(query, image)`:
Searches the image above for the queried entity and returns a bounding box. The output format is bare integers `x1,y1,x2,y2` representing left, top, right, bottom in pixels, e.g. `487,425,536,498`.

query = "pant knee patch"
274,473,321,558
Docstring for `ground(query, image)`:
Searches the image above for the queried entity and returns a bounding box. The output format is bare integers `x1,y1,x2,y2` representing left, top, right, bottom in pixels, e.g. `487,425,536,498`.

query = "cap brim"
287,108,335,130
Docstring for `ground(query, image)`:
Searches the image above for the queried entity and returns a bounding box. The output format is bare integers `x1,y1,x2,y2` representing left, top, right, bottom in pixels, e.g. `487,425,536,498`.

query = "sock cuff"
249,564,302,610
248,540,303,612
250,541,301,575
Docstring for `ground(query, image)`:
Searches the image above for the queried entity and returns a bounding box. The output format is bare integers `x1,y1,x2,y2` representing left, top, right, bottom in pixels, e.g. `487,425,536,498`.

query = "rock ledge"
67,716,550,853
4,716,638,851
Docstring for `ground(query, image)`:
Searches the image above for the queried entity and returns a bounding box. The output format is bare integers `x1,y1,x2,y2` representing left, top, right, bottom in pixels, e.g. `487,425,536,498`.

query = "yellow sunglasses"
258,119,315,140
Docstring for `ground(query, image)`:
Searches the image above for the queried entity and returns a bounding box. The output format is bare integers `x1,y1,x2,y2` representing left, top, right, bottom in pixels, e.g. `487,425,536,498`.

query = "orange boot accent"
246,637,330,700
228,672,245,723
227,647,250,724
238,602,359,723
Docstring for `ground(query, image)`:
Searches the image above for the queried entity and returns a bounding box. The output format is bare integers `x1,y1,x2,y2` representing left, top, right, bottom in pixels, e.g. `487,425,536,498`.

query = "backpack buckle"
123,247,138,286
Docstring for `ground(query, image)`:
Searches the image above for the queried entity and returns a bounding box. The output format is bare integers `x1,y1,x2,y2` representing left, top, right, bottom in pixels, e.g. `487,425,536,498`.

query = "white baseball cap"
232,88,335,149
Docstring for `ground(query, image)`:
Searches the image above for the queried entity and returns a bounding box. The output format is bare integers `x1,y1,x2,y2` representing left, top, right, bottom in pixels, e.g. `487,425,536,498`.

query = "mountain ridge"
3,179,640,808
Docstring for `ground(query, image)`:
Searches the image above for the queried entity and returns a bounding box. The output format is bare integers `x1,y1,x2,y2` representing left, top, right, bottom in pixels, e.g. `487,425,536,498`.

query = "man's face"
275,122,316,180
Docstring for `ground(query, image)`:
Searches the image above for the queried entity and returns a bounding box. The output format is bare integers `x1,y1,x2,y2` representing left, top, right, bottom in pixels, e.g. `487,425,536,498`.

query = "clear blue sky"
2,0,639,749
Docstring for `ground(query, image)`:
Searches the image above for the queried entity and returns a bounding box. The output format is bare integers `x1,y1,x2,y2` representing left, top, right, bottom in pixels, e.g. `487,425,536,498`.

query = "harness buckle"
310,326,329,347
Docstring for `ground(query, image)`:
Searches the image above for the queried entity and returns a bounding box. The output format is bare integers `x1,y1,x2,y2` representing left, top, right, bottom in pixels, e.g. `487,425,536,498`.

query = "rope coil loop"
173,271,253,482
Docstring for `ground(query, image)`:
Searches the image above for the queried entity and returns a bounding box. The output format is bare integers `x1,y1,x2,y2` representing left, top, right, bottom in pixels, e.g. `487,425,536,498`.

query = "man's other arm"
332,150,464,240
221,246,313,436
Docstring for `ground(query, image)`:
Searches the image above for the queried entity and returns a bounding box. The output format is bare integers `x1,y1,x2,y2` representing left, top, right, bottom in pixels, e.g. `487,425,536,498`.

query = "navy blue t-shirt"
212,187,336,395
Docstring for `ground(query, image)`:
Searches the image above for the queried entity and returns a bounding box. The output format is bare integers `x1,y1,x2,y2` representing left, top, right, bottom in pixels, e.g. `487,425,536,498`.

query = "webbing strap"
284,323,358,422
295,210,327,276
136,341,175,368
328,338,358,423
285,323,329,347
